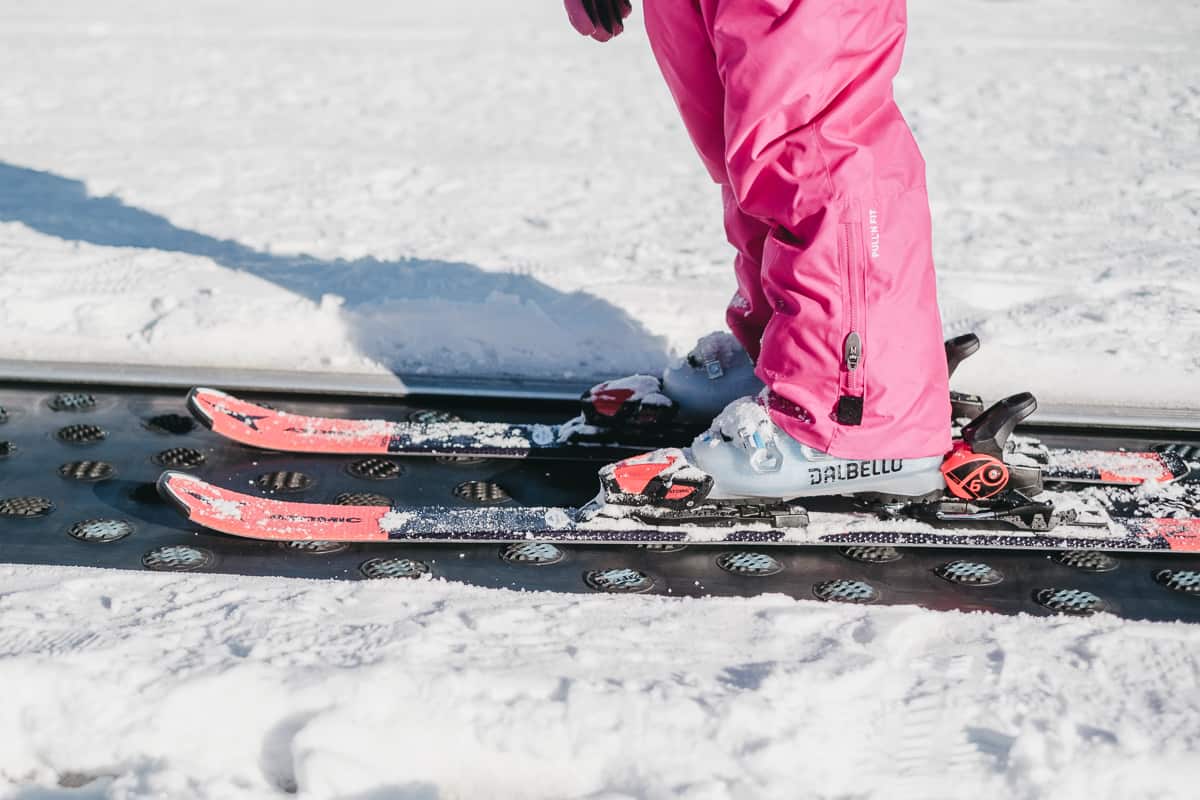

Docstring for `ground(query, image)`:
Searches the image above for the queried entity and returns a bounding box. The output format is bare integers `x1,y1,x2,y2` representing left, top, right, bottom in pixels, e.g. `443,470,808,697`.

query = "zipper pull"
844,332,862,371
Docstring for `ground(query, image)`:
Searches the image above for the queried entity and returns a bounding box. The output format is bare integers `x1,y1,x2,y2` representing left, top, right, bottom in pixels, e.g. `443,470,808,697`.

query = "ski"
187,386,625,460
188,386,1192,487
1008,440,1191,486
157,470,1200,553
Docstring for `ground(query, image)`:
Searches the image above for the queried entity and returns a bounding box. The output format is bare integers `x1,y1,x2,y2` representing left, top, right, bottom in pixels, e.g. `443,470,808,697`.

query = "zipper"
837,221,867,425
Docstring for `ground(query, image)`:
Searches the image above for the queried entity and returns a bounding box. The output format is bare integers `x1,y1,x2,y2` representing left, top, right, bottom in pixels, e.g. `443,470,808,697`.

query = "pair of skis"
160,349,1198,553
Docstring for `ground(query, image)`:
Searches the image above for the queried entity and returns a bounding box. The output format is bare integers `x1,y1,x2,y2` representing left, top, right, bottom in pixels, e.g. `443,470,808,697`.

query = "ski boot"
573,331,990,447
571,331,763,444
587,391,1064,532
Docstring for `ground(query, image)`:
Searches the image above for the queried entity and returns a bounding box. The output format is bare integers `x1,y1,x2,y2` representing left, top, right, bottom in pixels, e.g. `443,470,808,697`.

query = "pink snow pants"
643,0,951,459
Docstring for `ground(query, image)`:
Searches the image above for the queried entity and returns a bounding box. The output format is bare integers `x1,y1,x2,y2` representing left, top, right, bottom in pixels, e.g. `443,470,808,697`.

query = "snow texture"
203,496,244,522
1,0,1199,797
1,565,1200,799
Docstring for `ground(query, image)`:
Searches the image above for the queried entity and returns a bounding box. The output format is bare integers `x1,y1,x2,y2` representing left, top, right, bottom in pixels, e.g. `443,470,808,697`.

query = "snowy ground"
3,565,1200,800
0,0,1197,405
2,1,1200,797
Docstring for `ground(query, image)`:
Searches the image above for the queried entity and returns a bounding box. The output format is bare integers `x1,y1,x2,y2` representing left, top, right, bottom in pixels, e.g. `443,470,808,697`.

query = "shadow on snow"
0,161,667,381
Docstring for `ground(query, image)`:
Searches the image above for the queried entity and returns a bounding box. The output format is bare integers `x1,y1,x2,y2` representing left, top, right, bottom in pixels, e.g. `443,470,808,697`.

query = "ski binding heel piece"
945,333,985,422
928,391,1077,531
942,392,1043,501
961,391,1037,457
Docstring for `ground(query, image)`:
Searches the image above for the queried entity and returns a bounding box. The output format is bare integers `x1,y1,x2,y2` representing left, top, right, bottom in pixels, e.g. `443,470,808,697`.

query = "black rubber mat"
0,380,1198,621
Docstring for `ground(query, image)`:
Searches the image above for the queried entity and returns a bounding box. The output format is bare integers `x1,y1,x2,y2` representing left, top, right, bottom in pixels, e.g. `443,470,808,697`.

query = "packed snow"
2,565,1200,800
2,0,1199,797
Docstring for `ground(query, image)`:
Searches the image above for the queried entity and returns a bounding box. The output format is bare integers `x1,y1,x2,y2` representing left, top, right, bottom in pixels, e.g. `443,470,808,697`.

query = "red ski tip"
157,470,391,542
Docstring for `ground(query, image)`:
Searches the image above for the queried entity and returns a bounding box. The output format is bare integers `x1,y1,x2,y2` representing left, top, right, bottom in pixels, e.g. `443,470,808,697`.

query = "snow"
0,0,1195,407
378,509,416,532
0,564,1198,800
1,0,1199,797
1129,479,1200,520
203,496,244,522
1050,449,1175,482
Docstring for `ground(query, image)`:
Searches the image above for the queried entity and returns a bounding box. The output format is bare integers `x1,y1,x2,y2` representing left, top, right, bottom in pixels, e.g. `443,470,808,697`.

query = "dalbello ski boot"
588,391,1059,532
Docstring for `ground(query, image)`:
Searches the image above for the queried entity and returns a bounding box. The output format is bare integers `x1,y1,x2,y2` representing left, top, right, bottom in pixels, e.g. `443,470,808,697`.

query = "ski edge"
157,469,201,524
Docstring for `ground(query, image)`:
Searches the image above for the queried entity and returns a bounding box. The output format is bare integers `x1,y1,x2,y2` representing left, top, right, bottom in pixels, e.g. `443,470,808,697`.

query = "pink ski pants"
643,0,951,459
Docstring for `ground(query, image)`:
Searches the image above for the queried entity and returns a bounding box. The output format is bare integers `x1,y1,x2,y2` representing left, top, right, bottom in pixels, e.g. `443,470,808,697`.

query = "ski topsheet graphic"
158,471,1200,553
189,387,590,458
188,388,1190,487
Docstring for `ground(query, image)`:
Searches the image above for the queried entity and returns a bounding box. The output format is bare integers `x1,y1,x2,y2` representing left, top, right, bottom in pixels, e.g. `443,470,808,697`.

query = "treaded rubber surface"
0,380,1198,620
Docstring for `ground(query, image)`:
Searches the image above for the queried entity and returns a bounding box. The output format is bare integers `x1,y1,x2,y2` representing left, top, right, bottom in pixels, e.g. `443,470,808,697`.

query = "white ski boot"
691,397,947,499
589,392,1046,531
597,397,946,511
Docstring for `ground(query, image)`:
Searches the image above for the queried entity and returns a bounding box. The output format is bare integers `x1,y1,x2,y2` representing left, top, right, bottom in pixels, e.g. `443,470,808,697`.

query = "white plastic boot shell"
690,398,946,500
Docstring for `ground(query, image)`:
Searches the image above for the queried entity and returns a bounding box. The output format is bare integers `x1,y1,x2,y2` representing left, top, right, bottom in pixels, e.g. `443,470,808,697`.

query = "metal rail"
0,358,1196,431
